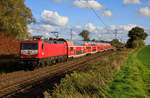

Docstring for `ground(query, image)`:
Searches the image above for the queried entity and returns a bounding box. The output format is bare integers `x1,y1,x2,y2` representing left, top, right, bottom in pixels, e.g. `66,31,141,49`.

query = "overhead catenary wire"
88,2,122,41
90,7,125,41
89,7,108,27
88,6,109,40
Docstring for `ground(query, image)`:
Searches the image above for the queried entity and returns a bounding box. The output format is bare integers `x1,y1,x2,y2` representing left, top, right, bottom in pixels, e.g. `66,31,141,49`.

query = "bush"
126,26,147,48
110,39,125,49
126,39,144,48
0,32,20,55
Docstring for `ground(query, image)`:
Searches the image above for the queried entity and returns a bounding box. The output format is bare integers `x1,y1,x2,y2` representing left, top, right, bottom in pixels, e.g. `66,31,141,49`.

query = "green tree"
79,30,90,41
0,0,35,40
126,26,148,48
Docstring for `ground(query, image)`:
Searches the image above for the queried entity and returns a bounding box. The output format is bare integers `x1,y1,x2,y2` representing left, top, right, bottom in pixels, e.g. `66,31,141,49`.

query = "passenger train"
19,38,111,68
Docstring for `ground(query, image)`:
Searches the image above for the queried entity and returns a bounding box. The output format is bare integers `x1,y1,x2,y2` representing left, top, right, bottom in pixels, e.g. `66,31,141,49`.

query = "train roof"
21,38,111,46
66,40,111,46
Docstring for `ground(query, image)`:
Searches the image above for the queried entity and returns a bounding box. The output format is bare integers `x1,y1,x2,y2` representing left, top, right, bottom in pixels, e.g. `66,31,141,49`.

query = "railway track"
0,50,114,98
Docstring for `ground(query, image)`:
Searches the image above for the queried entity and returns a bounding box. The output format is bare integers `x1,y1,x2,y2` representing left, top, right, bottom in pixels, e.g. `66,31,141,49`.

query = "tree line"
0,0,35,40
79,27,148,48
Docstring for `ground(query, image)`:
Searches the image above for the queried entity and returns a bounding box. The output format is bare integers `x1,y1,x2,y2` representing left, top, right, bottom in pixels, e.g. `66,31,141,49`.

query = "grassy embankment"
44,49,131,98
107,46,150,98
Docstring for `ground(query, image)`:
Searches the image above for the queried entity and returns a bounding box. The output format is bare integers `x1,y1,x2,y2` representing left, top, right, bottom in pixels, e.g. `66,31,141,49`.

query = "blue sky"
25,0,150,44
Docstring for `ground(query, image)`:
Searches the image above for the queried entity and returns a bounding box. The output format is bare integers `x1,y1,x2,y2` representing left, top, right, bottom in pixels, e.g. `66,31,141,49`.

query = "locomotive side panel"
38,43,67,59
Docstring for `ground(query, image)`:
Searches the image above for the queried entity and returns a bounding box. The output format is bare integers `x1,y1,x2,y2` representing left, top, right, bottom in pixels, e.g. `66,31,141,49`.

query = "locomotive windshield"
21,43,38,50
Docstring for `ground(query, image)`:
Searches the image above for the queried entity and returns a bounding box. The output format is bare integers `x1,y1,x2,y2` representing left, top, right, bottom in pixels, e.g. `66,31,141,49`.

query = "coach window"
86,47,88,50
70,47,73,51
42,44,44,50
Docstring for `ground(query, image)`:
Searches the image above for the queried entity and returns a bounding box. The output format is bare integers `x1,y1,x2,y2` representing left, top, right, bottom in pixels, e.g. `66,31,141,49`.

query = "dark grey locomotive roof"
44,38,66,44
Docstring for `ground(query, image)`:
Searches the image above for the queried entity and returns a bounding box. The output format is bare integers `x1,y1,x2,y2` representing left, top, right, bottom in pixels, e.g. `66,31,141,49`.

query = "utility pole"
115,29,118,39
70,28,73,40
101,33,104,40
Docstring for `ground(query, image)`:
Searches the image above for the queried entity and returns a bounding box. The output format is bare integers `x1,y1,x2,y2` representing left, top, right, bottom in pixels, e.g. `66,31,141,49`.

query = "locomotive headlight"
29,50,38,55
32,50,38,54
21,50,27,54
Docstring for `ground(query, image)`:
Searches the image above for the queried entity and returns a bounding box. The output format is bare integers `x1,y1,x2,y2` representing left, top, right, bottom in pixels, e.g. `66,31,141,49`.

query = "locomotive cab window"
21,43,37,50
42,44,44,49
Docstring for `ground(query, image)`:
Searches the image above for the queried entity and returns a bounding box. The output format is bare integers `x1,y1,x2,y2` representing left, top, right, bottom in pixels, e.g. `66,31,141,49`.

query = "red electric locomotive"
19,38,68,68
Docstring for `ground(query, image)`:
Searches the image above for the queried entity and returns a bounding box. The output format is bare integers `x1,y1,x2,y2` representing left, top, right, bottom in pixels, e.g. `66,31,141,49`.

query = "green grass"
138,46,150,65
107,46,150,98
44,49,131,98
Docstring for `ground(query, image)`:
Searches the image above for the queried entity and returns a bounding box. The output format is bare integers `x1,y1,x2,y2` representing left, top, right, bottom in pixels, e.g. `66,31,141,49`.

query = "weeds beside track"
45,49,130,98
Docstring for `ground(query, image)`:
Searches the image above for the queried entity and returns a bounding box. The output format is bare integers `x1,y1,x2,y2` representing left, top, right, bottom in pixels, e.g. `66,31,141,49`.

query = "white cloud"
45,32,50,37
28,24,56,37
28,24,56,33
123,0,141,5
72,31,78,35
95,24,137,41
145,28,150,45
101,24,137,41
41,10,69,26
75,25,82,29
84,23,96,31
70,23,138,41
96,24,137,34
73,0,105,10
137,7,150,16
101,10,113,16
28,10,69,37
53,0,67,3
145,36,150,45
148,1,150,6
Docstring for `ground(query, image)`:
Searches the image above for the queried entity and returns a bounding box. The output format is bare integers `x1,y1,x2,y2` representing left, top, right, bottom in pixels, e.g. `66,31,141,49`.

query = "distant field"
107,46,150,97
138,46,150,65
